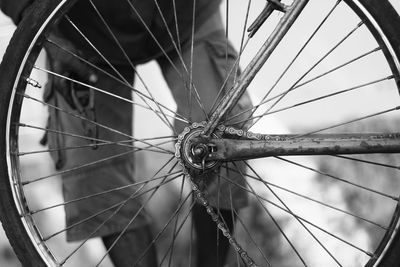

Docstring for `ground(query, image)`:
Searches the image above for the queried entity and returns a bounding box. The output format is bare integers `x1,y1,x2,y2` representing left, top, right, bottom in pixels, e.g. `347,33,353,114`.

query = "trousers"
45,11,252,241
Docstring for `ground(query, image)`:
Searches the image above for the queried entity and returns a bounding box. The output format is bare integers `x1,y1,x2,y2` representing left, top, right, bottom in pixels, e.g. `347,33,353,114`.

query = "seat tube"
202,0,310,137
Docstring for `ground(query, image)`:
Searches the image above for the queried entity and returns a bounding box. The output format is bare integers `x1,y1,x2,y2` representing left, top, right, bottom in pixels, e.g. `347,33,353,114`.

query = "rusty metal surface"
207,133,400,161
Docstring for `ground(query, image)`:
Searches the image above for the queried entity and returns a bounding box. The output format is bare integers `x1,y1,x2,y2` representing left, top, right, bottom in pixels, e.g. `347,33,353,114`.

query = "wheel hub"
175,122,220,172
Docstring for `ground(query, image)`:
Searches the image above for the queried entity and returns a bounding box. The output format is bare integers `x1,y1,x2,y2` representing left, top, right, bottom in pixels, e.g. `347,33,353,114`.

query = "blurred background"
1,1,400,266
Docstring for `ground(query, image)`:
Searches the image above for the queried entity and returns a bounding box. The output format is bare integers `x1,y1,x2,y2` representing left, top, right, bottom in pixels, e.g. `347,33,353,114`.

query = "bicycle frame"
207,133,400,161
201,0,400,161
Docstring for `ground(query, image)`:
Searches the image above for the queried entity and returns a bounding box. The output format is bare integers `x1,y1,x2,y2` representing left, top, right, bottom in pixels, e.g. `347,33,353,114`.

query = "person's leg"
193,204,236,267
158,11,252,267
45,62,157,265
102,225,158,267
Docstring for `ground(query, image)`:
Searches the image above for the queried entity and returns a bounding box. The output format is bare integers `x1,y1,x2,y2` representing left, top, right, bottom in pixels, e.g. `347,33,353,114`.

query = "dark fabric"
0,0,33,24
60,0,222,64
102,226,158,267
193,205,235,267
46,65,150,241
0,0,222,63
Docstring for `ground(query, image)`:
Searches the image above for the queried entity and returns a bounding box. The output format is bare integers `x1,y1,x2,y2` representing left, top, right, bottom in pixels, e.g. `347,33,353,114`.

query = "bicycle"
0,0,400,266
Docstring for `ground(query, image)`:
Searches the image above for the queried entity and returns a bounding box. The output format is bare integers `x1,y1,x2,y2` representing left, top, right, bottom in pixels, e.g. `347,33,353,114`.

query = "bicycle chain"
175,122,261,267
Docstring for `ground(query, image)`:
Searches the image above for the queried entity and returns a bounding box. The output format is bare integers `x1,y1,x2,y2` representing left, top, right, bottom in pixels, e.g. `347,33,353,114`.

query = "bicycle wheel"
1,0,400,266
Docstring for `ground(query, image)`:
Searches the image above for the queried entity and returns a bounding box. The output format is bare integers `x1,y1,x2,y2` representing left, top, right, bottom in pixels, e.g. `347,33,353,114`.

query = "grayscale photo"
0,0,400,266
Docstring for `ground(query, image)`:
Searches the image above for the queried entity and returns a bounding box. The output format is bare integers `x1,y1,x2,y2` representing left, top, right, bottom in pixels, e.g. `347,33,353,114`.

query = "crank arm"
206,133,400,161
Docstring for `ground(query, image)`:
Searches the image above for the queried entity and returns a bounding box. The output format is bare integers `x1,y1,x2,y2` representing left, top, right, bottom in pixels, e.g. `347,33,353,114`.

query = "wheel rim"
4,0,400,266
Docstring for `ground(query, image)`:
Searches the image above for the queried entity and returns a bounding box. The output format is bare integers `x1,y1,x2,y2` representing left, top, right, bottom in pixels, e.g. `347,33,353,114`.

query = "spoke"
189,217,194,267
17,136,175,156
233,0,252,85
135,0,188,77
88,0,179,134
220,174,374,257
276,76,395,116
18,140,166,156
264,19,365,113
43,173,181,242
32,65,185,123
289,47,381,92
88,0,134,70
231,75,394,125
227,167,243,267
215,172,223,267
59,180,158,265
164,0,191,121
224,47,382,124
159,200,196,266
209,0,253,115
33,65,186,130
240,0,342,127
224,164,387,229
188,0,197,122
246,161,354,266
59,159,179,265
30,169,180,215
17,122,174,155
58,178,150,265
230,163,308,266
232,208,273,267
135,191,194,266
333,155,400,170
44,39,189,123
167,177,186,267
21,93,180,144
18,122,134,150
212,188,270,267
32,172,179,216
225,0,230,74
276,156,399,201
172,0,182,54
153,0,191,62
22,139,174,185
209,40,251,117
45,39,123,81
26,70,178,153
294,106,400,138
146,0,206,123
65,16,131,85
23,150,128,185
246,20,365,129
123,0,209,118
96,165,187,266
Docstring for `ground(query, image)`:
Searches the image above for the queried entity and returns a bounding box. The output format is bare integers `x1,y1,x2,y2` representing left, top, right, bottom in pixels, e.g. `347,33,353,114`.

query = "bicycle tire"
1,0,400,266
